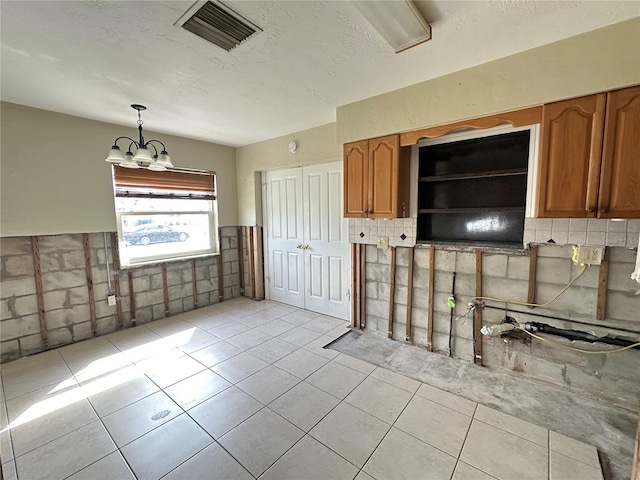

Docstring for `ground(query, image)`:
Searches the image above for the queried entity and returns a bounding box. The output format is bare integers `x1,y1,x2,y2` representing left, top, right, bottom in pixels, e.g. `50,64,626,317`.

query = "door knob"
296,244,303,249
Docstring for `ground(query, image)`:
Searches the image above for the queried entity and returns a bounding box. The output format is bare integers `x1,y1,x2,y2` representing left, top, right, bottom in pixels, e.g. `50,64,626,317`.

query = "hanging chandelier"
105,104,173,171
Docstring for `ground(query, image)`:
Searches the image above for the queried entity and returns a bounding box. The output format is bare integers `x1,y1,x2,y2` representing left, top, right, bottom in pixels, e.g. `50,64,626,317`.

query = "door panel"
370,136,397,218
303,162,350,320
265,168,304,307
599,86,640,218
344,141,369,217
537,94,606,217
265,163,350,320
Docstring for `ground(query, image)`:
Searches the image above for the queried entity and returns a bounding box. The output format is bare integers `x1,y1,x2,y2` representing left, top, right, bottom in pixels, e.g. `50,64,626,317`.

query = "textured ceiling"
1,1,638,147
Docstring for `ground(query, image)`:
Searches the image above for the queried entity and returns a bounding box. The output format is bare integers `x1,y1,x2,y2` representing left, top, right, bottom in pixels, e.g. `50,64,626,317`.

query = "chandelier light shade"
105,105,174,171
351,0,431,53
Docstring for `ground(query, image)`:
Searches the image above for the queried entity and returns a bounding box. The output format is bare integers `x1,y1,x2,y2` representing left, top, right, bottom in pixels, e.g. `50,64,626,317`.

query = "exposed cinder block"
395,266,408,287
73,321,94,342
507,256,530,280
169,299,183,316
483,254,509,278
61,251,86,270
435,250,455,271
169,284,193,300
39,234,83,252
413,249,429,269
13,295,40,318
135,289,164,307
609,247,636,263
0,237,32,255
366,282,378,299
483,277,529,303
19,333,44,356
377,248,391,265
538,244,572,259
67,284,90,305
365,264,390,283
365,298,389,318
537,257,572,285
455,252,476,274
412,267,429,289
0,316,41,341
152,304,166,320
608,262,640,292
535,284,595,317
41,270,87,291
365,245,377,261
606,290,640,322
2,255,35,278
48,327,73,347
393,248,407,267
46,305,90,330
183,297,194,312
1,340,20,363
1,278,37,299
133,276,150,292
395,285,408,306
222,249,238,263
136,306,153,323
42,291,67,311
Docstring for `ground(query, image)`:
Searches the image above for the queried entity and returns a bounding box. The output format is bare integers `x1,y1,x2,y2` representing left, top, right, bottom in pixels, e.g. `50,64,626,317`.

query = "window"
416,126,537,247
113,166,218,267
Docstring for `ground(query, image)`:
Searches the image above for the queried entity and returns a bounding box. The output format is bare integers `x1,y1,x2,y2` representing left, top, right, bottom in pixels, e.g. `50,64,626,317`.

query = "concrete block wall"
0,226,241,363
363,243,640,409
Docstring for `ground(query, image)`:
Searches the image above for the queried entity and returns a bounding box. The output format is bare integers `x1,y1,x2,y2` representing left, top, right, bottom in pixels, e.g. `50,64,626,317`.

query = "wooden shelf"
419,168,527,183
418,207,526,214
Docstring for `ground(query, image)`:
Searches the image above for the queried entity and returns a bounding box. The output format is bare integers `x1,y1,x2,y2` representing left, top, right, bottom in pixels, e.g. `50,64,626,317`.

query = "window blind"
113,166,215,193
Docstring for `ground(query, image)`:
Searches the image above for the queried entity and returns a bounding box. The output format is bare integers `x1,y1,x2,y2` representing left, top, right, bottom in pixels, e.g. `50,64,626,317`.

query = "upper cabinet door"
598,85,640,219
369,135,399,218
343,141,369,218
537,94,606,218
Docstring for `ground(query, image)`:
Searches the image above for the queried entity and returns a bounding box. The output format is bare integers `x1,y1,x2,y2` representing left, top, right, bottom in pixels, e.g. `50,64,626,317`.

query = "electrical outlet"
376,237,389,250
572,245,604,265
107,295,117,307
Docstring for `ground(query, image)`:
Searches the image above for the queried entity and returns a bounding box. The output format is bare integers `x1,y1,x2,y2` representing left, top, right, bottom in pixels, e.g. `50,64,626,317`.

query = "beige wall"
234,19,640,225
235,123,340,225
336,17,640,143
0,103,238,236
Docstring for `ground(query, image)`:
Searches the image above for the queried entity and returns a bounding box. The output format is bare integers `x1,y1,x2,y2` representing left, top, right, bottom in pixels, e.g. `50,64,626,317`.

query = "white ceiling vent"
176,1,261,52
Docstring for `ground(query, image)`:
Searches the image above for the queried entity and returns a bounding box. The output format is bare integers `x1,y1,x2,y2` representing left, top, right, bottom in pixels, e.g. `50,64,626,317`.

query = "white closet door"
302,162,350,320
265,168,304,308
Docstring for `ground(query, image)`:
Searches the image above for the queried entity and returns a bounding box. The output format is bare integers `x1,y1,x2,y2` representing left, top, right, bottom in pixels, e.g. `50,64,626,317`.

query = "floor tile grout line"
0,380,18,480
548,429,551,480
471,416,549,450
448,403,480,480
57,352,137,480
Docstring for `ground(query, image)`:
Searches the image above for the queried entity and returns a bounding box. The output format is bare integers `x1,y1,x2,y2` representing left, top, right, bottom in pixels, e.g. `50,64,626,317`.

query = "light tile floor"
0,298,603,480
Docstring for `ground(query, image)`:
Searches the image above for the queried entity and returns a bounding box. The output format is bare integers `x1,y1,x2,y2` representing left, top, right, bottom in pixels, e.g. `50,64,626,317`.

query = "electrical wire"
516,326,640,354
471,263,589,308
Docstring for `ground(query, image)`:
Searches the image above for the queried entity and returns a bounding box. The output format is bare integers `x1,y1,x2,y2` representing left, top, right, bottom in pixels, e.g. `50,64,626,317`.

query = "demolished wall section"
363,243,640,409
0,227,242,362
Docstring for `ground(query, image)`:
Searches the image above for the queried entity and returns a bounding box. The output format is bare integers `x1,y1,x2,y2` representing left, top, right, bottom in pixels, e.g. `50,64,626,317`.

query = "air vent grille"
182,1,261,52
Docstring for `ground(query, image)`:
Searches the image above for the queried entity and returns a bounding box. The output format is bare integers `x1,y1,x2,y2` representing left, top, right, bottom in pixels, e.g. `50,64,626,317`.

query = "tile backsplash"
349,217,639,249
524,218,639,248
348,218,416,247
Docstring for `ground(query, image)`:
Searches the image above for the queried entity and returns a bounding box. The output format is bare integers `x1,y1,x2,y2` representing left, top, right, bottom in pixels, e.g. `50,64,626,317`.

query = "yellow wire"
516,327,640,354
471,264,589,308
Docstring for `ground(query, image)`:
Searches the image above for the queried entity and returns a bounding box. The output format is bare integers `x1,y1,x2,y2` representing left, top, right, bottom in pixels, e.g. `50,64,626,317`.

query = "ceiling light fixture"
105,105,173,171
351,0,431,53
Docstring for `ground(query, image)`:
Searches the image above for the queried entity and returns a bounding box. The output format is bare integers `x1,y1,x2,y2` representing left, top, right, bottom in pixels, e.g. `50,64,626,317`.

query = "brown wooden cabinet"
537,85,640,218
343,134,410,218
